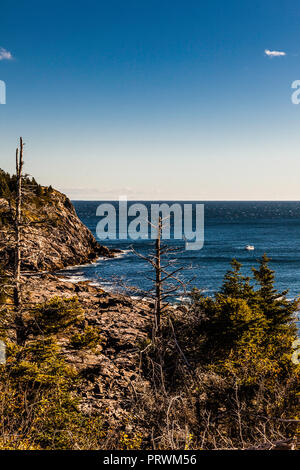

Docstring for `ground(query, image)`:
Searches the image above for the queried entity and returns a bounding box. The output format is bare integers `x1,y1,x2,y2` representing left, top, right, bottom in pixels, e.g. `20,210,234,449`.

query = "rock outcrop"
0,188,117,271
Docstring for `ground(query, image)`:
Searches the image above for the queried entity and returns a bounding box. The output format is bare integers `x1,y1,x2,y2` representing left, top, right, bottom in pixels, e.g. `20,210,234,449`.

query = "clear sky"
1,0,300,200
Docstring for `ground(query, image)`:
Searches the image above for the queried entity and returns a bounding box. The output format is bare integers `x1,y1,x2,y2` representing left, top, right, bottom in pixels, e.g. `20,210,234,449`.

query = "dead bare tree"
0,138,57,344
13,137,26,345
14,139,23,307
131,215,189,334
155,216,162,330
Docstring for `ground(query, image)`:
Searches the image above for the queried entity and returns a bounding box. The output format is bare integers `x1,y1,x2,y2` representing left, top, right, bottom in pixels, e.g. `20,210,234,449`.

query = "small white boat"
245,245,255,251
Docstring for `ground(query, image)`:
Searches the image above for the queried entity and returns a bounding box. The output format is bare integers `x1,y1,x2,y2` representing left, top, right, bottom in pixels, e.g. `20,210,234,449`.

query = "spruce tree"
219,258,255,303
252,254,298,334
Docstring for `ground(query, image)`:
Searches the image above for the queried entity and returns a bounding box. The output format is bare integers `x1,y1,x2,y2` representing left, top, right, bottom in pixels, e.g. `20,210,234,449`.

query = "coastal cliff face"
0,187,115,272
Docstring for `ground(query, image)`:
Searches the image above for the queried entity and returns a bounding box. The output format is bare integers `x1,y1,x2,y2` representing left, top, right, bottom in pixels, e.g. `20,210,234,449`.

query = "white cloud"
265,49,286,57
0,48,13,61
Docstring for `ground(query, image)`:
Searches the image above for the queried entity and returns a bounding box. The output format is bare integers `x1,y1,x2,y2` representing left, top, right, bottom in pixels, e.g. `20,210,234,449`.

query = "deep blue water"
58,201,300,305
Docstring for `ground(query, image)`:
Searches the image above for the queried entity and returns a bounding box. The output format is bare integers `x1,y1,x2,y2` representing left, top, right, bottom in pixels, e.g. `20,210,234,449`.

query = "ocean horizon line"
70,199,300,203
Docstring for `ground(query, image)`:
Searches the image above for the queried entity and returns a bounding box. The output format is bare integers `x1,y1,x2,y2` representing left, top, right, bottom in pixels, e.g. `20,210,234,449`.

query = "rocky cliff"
0,185,116,272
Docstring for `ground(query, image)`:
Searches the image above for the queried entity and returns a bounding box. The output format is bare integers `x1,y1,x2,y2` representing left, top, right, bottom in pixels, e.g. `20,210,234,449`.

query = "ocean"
58,201,300,307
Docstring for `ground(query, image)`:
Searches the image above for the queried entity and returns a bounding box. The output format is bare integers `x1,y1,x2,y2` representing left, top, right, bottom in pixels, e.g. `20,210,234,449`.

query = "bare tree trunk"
155,216,162,331
132,214,184,335
14,137,25,344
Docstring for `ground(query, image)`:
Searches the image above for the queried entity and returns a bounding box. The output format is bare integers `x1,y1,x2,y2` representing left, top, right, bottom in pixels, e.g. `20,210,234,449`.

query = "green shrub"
0,338,106,449
69,326,104,352
31,296,84,334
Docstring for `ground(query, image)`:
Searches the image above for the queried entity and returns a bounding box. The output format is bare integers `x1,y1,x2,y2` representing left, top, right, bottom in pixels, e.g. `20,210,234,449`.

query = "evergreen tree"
35,184,43,197
219,258,255,302
252,253,298,333
189,255,298,380
0,172,10,198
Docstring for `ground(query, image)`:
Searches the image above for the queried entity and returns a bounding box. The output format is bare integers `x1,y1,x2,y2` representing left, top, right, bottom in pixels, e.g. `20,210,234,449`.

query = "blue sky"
1,0,300,200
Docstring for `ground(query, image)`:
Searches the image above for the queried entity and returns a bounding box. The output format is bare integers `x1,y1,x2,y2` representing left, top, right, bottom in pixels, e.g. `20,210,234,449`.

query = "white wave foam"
57,275,89,284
